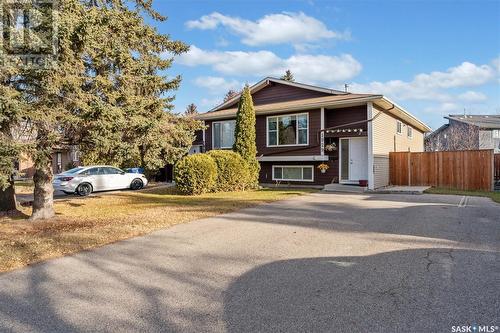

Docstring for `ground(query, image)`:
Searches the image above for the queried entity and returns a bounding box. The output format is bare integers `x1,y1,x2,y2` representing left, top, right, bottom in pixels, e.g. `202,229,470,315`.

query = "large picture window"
267,113,308,146
272,165,314,182
213,120,235,149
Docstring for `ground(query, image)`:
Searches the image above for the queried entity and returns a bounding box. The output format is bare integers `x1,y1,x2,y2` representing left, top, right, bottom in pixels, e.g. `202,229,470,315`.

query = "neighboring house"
194,77,431,190
425,115,500,153
14,145,81,179
11,122,82,179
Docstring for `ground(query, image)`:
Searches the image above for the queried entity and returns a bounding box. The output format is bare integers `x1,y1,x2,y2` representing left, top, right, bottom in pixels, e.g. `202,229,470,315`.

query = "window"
213,120,236,149
272,165,314,182
407,126,413,139
103,167,123,175
267,113,308,146
493,130,500,139
396,121,402,135
82,167,102,176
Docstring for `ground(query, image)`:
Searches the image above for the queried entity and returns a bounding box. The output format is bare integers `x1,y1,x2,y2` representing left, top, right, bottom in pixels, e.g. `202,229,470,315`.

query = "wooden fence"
495,154,500,183
389,150,494,191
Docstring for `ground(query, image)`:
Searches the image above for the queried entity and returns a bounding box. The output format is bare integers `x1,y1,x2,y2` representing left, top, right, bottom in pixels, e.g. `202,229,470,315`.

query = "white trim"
367,102,375,190
211,120,236,149
202,120,206,147
266,112,309,147
272,165,314,182
198,97,380,121
320,107,325,156
258,155,328,162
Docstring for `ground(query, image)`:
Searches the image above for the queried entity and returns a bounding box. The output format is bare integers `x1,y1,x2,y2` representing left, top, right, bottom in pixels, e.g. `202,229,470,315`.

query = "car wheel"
77,183,93,196
130,178,144,190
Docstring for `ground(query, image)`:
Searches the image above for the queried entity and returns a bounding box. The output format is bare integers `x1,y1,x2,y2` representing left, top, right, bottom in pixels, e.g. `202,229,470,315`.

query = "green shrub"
207,150,251,191
174,154,217,195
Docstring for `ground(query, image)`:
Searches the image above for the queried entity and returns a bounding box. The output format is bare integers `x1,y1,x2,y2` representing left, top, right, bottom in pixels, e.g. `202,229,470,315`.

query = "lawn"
13,180,34,194
0,186,315,273
424,187,500,203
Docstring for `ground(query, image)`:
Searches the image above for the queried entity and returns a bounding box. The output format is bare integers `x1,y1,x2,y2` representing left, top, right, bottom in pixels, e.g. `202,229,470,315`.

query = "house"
425,114,500,153
14,146,81,179
193,77,431,190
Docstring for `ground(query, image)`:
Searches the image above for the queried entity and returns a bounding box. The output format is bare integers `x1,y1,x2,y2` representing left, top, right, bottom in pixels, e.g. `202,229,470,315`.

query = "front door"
340,137,368,183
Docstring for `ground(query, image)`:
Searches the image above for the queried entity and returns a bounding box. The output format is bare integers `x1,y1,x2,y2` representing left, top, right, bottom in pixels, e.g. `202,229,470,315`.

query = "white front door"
340,137,368,183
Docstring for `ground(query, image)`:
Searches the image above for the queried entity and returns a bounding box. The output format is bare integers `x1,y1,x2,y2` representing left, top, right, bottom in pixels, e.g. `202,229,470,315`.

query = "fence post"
408,152,411,186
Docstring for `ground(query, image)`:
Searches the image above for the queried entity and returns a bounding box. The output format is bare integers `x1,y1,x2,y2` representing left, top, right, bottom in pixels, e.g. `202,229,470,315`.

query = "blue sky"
152,0,499,129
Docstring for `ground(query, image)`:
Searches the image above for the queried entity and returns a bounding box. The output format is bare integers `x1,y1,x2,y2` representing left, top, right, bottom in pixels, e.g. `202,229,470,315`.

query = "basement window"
272,165,314,182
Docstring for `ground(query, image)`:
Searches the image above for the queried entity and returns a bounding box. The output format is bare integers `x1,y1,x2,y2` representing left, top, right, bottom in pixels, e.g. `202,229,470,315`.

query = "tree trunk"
0,177,17,212
30,158,54,220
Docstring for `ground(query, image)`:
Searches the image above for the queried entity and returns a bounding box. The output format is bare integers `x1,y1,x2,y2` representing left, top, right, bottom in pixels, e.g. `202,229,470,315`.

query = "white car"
53,166,148,196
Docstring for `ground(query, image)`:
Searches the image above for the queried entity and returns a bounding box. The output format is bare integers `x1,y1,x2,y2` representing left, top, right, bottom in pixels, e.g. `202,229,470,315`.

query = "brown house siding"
256,109,321,156
325,105,367,132
221,82,331,109
201,105,372,185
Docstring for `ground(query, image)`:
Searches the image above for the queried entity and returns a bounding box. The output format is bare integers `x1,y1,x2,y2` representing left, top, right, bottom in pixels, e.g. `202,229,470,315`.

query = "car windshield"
63,167,85,175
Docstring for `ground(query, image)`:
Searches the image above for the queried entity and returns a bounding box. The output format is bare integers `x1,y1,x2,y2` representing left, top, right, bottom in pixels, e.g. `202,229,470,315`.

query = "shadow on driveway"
224,249,499,332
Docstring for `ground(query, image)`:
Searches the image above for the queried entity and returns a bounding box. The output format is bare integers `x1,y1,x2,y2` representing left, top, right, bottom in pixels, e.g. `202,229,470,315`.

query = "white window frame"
212,120,236,149
272,165,314,182
493,129,500,139
407,126,413,139
266,113,309,147
396,120,402,135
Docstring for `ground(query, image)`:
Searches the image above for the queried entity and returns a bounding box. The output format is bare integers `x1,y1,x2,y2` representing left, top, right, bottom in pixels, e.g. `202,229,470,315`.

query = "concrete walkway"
0,192,499,332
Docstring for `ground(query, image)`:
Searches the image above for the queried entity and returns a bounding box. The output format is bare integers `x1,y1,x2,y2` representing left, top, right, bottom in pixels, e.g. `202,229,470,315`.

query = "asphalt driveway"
0,192,499,332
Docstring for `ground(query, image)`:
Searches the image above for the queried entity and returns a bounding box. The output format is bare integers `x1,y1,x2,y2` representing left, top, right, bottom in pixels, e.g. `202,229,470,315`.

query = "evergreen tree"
185,103,198,116
0,57,34,212
1,1,192,219
233,85,259,186
281,70,295,82
223,89,239,102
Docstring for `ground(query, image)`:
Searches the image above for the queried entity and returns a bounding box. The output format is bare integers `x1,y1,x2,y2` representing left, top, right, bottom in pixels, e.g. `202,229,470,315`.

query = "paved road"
0,192,499,333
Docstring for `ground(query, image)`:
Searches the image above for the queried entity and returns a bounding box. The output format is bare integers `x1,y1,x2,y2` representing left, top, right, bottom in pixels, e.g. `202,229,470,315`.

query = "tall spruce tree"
185,103,198,116
223,89,239,102
0,57,35,212
1,0,192,219
233,85,259,186
281,70,295,82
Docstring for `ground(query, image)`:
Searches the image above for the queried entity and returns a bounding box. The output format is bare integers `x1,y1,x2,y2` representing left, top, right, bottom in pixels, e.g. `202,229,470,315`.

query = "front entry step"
323,183,367,193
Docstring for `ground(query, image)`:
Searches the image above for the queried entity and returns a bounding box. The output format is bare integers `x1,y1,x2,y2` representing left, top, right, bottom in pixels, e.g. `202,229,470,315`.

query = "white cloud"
193,76,241,95
200,97,222,108
177,45,361,84
457,91,487,102
424,102,460,114
351,60,498,101
186,12,349,48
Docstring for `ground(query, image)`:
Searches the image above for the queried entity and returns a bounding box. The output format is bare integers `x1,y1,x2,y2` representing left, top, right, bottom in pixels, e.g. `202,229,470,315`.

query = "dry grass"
14,180,34,194
0,186,315,273
424,187,500,203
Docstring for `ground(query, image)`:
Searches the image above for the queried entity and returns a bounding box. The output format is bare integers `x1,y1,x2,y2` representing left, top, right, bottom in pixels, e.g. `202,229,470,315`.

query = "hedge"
174,154,217,195
207,150,251,192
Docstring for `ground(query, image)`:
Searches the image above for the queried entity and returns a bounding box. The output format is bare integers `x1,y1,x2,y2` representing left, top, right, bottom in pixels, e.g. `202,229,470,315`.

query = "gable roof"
196,77,432,133
210,77,348,112
446,114,500,129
